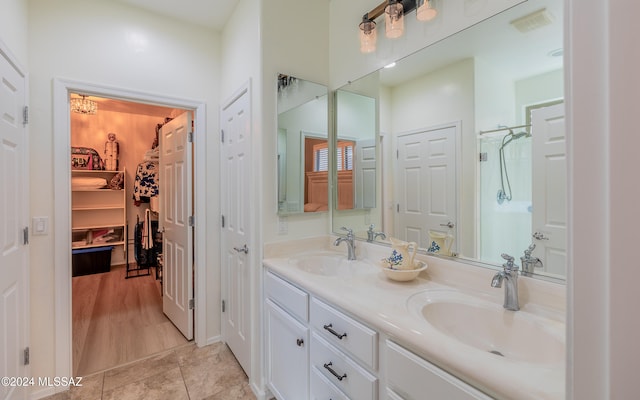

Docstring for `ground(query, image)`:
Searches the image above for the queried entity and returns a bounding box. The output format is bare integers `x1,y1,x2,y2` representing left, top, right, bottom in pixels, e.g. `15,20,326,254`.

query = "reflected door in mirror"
531,103,566,278
395,125,457,253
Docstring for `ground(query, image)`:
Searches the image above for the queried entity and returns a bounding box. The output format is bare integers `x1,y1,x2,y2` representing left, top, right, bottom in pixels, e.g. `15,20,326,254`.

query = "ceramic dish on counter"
379,261,428,282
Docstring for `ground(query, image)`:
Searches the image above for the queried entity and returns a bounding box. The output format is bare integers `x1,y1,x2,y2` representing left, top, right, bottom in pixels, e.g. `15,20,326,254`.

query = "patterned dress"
133,161,158,203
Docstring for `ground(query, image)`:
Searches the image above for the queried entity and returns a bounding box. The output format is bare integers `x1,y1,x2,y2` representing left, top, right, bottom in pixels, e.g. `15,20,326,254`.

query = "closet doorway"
69,93,193,376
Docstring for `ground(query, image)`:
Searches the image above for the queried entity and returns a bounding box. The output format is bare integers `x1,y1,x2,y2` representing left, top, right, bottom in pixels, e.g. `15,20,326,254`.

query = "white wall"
0,0,28,67
515,69,564,124
475,58,517,132
261,0,330,243
568,0,640,398
27,0,220,392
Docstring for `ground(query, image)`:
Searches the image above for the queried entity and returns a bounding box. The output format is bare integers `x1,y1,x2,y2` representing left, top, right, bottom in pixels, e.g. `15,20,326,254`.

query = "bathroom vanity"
263,237,565,400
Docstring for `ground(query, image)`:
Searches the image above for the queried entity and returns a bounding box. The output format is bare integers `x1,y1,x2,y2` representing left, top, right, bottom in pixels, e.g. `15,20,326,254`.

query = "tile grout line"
176,348,192,400
99,371,105,400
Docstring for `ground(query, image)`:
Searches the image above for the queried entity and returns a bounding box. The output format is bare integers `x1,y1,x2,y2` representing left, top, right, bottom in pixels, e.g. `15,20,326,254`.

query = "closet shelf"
72,241,125,250
72,205,125,211
72,224,126,231
72,188,124,192
71,169,128,273
71,169,121,174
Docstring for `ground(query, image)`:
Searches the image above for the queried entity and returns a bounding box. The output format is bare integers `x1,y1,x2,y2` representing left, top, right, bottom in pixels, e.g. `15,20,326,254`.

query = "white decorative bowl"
379,261,428,282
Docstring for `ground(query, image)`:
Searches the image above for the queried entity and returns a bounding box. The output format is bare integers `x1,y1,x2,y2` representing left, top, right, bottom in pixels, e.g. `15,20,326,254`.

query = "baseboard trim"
251,381,271,400
30,386,58,400
205,335,222,346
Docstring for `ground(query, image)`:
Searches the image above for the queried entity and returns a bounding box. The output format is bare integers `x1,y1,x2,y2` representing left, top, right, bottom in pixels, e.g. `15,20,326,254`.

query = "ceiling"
115,0,241,31
379,0,563,87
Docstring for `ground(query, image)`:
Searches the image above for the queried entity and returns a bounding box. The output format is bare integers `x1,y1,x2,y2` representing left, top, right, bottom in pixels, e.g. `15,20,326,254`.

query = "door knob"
233,244,249,254
532,232,549,241
440,221,455,229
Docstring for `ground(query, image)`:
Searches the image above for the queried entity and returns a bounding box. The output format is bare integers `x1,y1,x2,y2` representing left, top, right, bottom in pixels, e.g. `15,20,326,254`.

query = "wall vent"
510,8,554,33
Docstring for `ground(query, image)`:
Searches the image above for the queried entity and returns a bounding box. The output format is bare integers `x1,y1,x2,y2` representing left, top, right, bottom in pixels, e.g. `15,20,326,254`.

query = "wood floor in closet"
72,264,189,376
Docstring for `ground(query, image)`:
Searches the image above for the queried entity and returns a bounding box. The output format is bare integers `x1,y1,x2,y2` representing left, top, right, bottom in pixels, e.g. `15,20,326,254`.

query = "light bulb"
417,0,438,22
359,17,377,53
385,0,404,39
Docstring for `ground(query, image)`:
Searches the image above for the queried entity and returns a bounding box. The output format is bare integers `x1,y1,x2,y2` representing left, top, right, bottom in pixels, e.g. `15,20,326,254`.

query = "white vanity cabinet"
264,267,491,400
265,271,310,400
310,332,378,399
385,341,492,400
264,269,379,400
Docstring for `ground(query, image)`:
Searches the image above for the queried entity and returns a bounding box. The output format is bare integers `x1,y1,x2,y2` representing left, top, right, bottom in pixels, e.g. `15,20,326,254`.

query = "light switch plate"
32,216,49,235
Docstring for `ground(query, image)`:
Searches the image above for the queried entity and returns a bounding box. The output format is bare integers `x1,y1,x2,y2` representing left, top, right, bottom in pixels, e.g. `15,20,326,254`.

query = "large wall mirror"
277,74,329,214
332,0,566,280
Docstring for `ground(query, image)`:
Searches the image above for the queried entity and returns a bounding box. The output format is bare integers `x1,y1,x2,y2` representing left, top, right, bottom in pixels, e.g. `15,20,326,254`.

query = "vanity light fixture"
70,95,98,115
358,0,439,53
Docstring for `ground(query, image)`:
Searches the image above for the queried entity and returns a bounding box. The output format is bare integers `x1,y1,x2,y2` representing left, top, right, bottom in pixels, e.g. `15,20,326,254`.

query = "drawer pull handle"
323,323,347,340
296,338,304,347
323,362,347,381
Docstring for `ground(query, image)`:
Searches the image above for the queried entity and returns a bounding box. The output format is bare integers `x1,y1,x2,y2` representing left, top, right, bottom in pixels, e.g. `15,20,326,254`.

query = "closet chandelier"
70,95,98,115
359,0,439,53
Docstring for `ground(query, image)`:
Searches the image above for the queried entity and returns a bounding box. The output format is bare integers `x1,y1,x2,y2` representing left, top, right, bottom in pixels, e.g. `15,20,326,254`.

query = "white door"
396,126,457,251
0,50,29,400
160,111,194,340
221,87,252,374
354,138,376,209
531,103,566,277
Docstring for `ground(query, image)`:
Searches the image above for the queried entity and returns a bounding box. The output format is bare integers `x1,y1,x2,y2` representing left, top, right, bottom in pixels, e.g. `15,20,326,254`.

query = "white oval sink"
407,290,565,365
289,251,374,277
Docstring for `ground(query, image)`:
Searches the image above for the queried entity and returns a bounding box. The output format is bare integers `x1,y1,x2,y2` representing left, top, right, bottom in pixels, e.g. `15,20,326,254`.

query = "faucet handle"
501,253,517,270
523,243,536,258
340,226,354,237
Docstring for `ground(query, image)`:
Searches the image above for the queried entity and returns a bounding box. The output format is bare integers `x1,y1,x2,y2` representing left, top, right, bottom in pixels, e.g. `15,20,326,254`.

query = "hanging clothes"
142,209,154,250
133,161,159,205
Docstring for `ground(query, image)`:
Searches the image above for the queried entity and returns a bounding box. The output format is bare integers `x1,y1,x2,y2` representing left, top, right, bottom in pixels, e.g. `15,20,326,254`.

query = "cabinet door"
266,299,309,400
386,341,492,400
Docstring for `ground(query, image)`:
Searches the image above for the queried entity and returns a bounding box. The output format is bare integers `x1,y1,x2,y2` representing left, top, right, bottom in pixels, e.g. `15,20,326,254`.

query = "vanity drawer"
311,332,378,400
265,270,308,322
310,297,378,369
311,365,349,400
385,341,492,400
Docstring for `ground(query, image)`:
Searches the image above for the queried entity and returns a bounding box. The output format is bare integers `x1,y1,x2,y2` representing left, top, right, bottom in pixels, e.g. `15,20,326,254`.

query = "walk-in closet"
69,94,190,376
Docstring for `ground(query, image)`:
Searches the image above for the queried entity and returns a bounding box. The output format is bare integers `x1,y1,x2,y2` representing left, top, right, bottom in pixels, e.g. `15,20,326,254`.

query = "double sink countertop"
263,236,566,400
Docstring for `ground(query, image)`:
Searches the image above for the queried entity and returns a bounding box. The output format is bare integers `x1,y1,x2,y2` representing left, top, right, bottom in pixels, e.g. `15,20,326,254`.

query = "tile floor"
42,342,256,400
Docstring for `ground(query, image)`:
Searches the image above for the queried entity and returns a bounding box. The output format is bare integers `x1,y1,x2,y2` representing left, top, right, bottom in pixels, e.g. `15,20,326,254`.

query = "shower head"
512,131,529,139
500,130,529,149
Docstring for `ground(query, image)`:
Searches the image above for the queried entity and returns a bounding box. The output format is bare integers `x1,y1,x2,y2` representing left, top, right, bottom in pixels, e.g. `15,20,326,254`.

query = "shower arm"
480,124,531,135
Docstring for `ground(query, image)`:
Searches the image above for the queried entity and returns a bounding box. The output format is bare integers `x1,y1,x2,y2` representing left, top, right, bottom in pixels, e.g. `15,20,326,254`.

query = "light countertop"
263,236,566,400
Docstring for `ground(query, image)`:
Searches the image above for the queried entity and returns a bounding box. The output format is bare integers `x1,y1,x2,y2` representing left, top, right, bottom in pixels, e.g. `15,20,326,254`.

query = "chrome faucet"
520,243,543,276
366,224,386,243
491,253,520,311
334,227,356,260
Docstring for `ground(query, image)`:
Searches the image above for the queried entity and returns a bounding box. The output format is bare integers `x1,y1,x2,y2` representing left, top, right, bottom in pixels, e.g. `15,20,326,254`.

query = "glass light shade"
70,96,98,115
416,0,438,21
359,19,377,53
385,1,404,39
